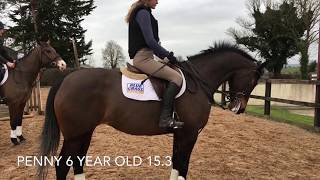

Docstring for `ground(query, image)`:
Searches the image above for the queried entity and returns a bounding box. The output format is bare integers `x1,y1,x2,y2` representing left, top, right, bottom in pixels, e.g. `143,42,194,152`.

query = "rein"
215,90,247,109
175,61,215,104
176,61,257,110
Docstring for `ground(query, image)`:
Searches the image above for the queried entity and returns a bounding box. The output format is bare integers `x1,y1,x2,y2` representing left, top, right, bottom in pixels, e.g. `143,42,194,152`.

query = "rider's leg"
132,48,182,85
133,48,183,128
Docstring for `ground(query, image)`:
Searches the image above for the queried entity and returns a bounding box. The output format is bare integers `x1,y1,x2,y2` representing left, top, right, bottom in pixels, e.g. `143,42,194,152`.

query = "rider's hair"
125,0,150,23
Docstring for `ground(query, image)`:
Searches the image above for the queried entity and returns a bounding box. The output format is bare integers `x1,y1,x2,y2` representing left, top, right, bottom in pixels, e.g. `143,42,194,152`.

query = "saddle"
121,62,180,99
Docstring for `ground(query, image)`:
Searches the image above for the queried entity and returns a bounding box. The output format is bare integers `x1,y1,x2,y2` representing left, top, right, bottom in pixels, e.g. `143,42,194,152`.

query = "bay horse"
1,41,66,145
38,43,266,180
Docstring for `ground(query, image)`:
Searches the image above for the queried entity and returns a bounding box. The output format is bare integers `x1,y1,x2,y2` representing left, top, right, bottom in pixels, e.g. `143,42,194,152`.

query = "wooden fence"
24,80,43,115
217,79,320,128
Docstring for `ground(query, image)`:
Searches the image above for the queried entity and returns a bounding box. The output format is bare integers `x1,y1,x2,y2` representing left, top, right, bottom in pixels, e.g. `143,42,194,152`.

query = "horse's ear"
37,33,50,45
257,61,267,75
36,39,44,46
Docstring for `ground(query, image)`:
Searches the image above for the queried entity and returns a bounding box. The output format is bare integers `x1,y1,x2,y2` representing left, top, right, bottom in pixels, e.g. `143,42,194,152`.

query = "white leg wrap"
170,169,179,180
74,173,85,180
10,130,17,138
16,126,22,136
178,176,185,180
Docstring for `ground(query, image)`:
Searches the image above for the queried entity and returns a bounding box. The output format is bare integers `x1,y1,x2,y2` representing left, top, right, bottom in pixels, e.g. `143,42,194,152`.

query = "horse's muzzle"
228,98,247,114
52,59,67,71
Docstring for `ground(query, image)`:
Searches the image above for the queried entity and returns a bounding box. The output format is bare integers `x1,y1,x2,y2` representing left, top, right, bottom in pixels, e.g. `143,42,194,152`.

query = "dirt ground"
0,89,320,180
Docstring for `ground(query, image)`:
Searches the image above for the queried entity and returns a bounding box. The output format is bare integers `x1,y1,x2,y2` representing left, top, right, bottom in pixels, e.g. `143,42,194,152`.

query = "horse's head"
227,62,267,114
37,41,67,71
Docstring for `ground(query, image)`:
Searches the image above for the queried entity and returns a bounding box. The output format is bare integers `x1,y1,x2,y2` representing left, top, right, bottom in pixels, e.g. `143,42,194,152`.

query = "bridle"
39,45,62,67
176,61,262,110
216,68,263,109
13,45,61,84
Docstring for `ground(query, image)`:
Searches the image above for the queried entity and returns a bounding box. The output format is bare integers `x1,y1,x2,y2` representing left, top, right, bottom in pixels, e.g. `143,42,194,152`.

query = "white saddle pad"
0,65,8,86
121,69,186,101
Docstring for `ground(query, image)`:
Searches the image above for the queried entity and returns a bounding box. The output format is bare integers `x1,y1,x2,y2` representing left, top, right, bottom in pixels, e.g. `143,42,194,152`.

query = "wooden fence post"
315,85,320,128
36,79,43,115
71,38,80,69
315,23,320,128
221,82,226,106
264,80,271,115
24,76,43,115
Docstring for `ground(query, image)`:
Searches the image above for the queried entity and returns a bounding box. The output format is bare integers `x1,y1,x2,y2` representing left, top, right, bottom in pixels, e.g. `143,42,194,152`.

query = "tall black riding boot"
159,82,184,129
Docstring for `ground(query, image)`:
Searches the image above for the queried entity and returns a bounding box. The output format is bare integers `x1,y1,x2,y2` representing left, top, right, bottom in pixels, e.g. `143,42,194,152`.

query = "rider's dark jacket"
128,5,169,59
0,38,13,64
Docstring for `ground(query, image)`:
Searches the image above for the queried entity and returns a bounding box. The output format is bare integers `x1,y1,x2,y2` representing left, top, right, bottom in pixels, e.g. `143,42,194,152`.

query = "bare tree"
287,0,320,78
102,40,125,69
289,0,320,44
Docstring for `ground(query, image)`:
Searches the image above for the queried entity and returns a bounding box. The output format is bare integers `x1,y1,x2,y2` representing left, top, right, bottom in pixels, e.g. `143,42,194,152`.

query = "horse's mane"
188,42,257,62
16,46,38,63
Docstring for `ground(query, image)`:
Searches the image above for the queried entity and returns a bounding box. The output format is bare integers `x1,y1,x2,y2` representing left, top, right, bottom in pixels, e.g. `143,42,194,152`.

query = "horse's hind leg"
56,130,94,180
171,129,198,180
73,130,94,180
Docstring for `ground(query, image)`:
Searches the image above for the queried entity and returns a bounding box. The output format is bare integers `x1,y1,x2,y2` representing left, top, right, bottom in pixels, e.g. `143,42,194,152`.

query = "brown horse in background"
1,41,66,145
38,43,266,180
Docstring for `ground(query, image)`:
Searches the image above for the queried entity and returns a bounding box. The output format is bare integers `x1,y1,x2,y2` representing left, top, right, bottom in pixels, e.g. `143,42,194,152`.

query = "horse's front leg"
170,128,199,180
9,103,26,145
16,102,26,142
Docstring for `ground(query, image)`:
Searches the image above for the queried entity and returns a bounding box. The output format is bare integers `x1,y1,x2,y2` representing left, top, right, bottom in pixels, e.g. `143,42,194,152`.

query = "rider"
126,0,184,129
0,21,16,103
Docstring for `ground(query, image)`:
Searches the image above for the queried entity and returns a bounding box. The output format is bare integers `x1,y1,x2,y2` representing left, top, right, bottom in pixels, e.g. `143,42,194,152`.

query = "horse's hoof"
18,135,26,142
11,138,20,145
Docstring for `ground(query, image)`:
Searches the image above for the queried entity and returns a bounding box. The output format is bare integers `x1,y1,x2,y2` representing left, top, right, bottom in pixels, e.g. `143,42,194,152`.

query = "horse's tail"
37,78,64,180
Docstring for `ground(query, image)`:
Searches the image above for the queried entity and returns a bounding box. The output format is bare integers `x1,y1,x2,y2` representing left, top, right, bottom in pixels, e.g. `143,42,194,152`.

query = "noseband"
39,46,61,67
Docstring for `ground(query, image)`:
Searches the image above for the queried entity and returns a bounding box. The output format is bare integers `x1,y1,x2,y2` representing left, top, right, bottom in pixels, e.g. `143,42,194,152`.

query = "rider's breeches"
132,48,182,87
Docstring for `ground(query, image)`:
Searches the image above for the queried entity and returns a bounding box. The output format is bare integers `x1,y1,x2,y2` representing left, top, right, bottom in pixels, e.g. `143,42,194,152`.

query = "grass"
245,105,315,129
281,66,300,75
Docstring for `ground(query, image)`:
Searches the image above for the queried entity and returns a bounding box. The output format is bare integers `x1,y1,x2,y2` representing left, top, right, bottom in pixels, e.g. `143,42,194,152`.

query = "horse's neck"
14,47,41,85
189,55,247,91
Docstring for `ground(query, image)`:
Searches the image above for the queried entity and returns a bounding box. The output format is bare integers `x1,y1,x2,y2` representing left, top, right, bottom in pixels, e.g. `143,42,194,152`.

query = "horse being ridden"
0,21,16,103
38,43,266,180
2,41,66,145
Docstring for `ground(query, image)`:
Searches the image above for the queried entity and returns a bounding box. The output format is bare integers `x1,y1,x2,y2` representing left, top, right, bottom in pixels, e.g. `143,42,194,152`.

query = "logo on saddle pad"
120,67,186,101
127,83,144,94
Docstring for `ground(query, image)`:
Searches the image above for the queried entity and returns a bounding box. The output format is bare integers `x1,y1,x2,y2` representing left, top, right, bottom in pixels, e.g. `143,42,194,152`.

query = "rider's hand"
167,52,178,64
6,61,15,69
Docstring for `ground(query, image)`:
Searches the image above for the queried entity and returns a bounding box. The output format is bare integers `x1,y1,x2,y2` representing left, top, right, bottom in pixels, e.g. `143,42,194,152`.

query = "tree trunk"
30,0,38,33
273,66,283,78
300,48,309,79
299,41,309,80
